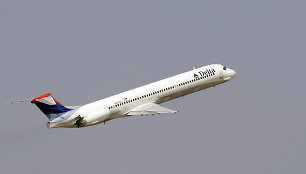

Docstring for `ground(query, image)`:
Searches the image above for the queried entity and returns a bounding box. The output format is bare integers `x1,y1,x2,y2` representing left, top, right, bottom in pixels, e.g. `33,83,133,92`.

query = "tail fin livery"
31,93,72,120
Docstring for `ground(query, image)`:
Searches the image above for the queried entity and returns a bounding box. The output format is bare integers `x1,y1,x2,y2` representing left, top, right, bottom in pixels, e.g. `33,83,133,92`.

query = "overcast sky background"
1,0,305,173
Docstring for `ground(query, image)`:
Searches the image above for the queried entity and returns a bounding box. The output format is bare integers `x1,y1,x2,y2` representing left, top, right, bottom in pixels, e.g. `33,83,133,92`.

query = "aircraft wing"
126,102,177,116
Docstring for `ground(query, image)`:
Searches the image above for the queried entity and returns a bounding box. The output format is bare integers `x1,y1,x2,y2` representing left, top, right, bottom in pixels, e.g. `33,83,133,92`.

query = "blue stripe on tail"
32,102,72,120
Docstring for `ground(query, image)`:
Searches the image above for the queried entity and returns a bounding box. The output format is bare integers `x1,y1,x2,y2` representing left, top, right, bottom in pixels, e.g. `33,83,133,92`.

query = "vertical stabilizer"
31,93,72,120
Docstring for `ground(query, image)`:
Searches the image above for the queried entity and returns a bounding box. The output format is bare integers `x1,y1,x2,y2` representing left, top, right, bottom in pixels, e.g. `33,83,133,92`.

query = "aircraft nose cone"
223,68,236,81
230,69,236,78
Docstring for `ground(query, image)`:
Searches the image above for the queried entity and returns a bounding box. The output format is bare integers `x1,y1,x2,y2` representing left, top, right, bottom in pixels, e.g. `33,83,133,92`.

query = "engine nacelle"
84,108,110,126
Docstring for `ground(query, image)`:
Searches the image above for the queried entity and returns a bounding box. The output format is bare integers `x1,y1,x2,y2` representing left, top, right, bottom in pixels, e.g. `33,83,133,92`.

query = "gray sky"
1,0,306,173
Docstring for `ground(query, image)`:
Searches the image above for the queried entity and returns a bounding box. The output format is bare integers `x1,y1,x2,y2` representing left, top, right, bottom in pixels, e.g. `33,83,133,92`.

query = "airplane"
29,64,236,128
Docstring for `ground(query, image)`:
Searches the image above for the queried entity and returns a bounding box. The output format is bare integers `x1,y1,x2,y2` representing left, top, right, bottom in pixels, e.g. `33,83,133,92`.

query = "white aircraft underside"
30,64,236,128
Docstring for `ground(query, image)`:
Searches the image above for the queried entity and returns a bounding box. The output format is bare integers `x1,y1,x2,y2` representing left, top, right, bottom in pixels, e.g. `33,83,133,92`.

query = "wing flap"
126,103,177,116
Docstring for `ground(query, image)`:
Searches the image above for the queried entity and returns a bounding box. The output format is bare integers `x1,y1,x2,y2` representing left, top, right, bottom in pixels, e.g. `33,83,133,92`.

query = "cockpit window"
223,66,227,70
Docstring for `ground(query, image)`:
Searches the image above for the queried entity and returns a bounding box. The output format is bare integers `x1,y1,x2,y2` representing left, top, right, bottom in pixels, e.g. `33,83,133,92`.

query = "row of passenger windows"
108,73,214,109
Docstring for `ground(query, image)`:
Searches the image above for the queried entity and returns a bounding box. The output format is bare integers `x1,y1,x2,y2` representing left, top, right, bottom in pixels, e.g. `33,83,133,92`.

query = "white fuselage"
48,64,236,128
